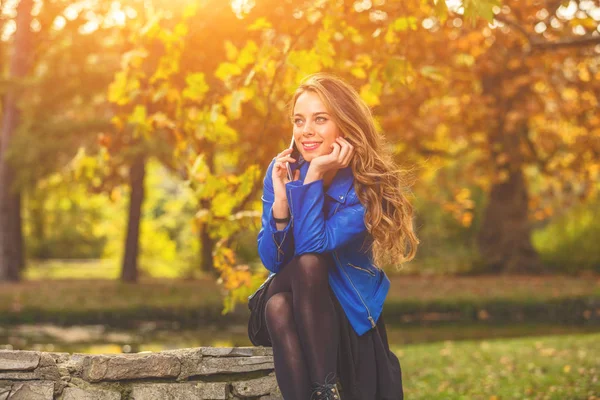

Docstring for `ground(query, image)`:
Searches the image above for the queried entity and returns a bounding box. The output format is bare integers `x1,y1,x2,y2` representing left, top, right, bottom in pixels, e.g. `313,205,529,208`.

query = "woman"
248,73,418,400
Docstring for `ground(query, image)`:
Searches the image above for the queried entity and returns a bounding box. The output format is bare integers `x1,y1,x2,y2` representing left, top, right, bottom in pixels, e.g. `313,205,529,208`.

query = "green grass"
0,278,222,312
24,259,121,280
4,260,600,326
397,332,600,399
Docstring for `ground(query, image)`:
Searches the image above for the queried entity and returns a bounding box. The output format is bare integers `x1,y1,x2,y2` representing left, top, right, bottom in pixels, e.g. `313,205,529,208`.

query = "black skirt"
247,272,404,400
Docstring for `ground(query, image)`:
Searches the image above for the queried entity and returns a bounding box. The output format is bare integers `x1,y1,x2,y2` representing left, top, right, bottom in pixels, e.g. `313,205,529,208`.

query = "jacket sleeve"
286,178,366,254
256,158,295,273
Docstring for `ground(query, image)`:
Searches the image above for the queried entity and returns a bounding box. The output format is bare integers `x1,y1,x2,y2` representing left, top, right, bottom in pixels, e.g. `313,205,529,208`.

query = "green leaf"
190,154,209,182
215,62,243,81
433,0,448,23
360,83,380,106
128,105,147,125
420,66,446,82
224,40,238,61
463,0,500,25
237,41,258,69
182,73,209,101
108,71,139,105
248,17,272,31
223,89,246,119
127,105,151,138
391,16,418,32
350,67,367,79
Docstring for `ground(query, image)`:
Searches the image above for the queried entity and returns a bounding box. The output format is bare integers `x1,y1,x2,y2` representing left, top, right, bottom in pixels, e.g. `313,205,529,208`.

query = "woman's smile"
302,142,322,151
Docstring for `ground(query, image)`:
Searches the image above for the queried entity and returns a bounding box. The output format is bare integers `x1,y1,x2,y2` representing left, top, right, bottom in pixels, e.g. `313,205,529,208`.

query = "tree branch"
494,14,600,53
262,21,315,135
494,14,532,46
531,35,600,50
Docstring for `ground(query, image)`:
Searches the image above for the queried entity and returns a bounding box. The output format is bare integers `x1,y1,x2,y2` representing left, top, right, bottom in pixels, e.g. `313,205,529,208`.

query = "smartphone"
286,135,301,181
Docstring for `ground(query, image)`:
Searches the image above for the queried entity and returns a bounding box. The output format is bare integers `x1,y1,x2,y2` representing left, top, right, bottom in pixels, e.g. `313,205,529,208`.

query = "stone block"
130,382,227,400
7,381,54,400
0,354,60,381
198,356,273,375
0,382,11,400
82,353,180,382
161,348,203,381
231,373,278,397
37,354,61,381
0,351,39,371
62,354,87,377
62,386,121,400
200,347,273,357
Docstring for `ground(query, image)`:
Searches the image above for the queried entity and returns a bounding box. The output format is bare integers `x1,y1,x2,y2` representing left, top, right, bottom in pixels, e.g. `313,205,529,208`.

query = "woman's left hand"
310,136,354,175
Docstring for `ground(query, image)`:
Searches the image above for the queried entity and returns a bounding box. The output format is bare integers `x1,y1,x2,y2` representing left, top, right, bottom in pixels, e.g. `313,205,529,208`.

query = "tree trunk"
15,193,25,271
198,144,217,277
121,153,146,283
477,58,544,274
199,198,216,276
29,190,48,259
0,0,33,282
477,167,543,274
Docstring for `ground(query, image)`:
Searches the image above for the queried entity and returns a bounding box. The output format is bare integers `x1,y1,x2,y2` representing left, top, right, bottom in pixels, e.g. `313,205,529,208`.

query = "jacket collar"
291,155,354,204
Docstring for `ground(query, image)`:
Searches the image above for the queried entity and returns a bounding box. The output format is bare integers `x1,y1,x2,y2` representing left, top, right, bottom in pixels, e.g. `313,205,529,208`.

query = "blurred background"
0,0,599,398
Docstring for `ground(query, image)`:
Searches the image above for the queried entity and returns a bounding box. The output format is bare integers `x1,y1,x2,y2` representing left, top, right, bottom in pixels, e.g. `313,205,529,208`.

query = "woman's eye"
316,117,327,123
294,119,304,126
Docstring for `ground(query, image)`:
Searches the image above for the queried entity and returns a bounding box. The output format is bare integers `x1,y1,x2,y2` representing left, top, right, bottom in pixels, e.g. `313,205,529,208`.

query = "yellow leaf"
215,63,243,81
237,41,258,69
224,40,238,61
350,67,366,79
248,17,272,31
360,84,380,106
182,73,209,101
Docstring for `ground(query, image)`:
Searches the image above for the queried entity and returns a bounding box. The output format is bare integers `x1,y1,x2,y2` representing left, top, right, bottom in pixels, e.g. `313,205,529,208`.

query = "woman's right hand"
272,148,300,200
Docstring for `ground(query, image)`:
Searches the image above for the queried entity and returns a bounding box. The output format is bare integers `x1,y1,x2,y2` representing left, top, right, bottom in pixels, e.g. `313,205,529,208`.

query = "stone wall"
0,347,281,399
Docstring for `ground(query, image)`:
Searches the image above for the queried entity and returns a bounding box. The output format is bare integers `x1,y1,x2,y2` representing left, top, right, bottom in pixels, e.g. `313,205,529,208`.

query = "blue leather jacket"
251,155,391,336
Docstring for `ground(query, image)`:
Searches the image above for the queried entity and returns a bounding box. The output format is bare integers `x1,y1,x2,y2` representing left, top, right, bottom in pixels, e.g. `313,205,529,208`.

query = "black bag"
247,275,275,347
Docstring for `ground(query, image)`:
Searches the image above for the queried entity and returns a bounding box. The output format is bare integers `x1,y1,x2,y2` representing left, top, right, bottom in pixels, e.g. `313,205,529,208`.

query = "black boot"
310,372,341,400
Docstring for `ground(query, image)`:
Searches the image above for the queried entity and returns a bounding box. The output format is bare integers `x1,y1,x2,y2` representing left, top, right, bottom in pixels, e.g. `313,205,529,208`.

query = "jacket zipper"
347,262,376,276
332,200,376,329
333,250,376,328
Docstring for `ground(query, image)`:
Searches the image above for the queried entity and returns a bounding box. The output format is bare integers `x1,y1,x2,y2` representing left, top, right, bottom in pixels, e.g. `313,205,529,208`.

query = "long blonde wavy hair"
288,73,419,270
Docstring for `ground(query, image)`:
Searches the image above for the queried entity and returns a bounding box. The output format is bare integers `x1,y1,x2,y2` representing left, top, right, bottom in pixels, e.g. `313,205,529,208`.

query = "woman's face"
292,91,342,163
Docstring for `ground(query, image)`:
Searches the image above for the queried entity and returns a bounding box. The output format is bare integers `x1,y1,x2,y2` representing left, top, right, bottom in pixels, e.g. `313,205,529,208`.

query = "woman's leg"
264,292,311,400
264,253,340,396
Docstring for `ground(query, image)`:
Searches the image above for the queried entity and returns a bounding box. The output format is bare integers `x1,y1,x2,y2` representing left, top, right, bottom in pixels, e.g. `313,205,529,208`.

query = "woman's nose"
302,120,315,134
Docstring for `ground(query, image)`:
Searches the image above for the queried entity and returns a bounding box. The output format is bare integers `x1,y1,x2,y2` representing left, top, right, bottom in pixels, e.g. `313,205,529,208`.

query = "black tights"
264,253,340,400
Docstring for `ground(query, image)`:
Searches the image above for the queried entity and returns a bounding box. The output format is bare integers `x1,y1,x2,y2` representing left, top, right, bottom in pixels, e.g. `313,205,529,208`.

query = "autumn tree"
106,0,502,310
381,0,599,273
0,0,33,281
0,0,136,281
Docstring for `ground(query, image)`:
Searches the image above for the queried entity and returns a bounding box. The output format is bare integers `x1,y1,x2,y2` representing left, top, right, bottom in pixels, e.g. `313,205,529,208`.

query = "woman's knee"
265,292,294,333
293,253,330,288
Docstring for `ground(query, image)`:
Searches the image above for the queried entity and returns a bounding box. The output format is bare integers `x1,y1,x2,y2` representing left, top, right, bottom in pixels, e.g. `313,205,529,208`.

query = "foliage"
22,177,109,260
22,157,200,277
98,158,202,278
533,197,600,274
3,0,599,304
103,0,507,311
